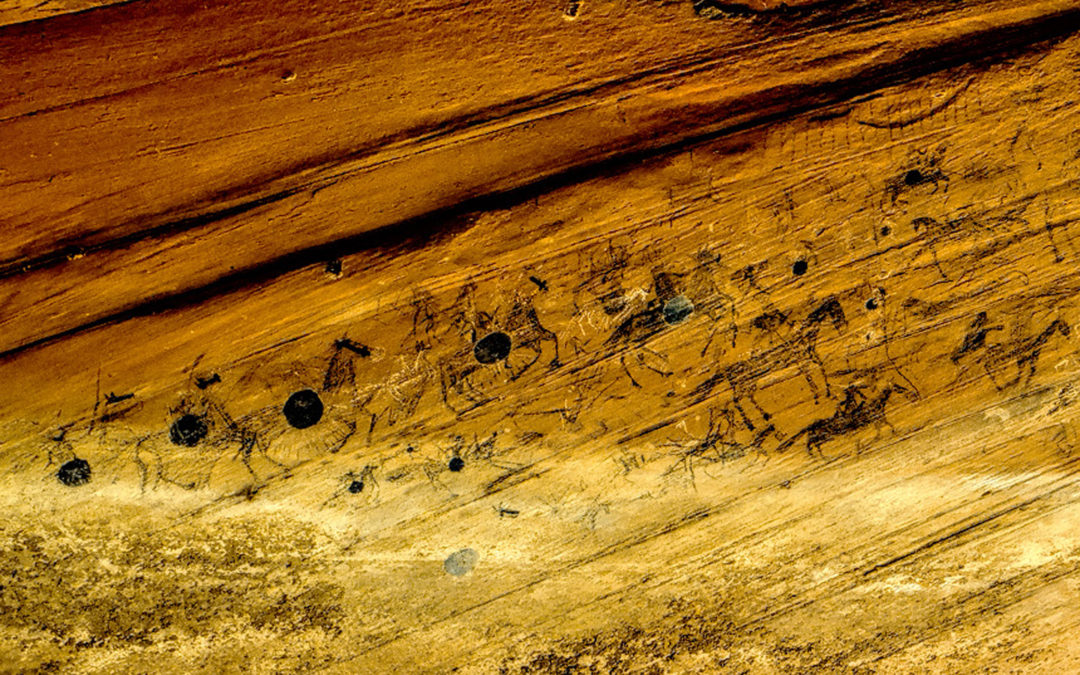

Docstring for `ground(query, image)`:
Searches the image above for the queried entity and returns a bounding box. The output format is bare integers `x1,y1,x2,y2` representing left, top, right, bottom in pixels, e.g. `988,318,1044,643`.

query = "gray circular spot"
662,295,694,325
443,548,479,577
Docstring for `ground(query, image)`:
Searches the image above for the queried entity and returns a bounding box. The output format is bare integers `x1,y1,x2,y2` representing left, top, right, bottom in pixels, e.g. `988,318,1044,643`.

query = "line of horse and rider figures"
36,243,1075,489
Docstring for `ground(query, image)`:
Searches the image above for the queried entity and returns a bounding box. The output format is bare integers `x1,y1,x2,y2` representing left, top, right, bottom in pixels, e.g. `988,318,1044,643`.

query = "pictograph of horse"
775,379,913,458
693,296,849,432
604,255,738,390
949,310,1072,391
437,282,560,415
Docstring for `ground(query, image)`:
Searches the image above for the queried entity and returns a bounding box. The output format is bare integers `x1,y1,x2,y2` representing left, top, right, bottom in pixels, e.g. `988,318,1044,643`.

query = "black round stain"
57,458,91,487
880,225,891,237
792,259,808,276
283,389,323,429
904,169,924,186
347,480,364,494
448,457,465,472
474,332,512,364
169,413,208,447
865,298,878,310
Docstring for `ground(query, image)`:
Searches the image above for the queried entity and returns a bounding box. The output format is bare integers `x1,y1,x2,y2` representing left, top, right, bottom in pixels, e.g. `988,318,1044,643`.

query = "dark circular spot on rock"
792,259,808,276
474,332,511,364
348,480,364,494
880,225,891,237
866,298,878,310
904,169,924,186
283,389,323,429
169,413,208,447
662,295,694,325
448,457,465,472
57,458,91,487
